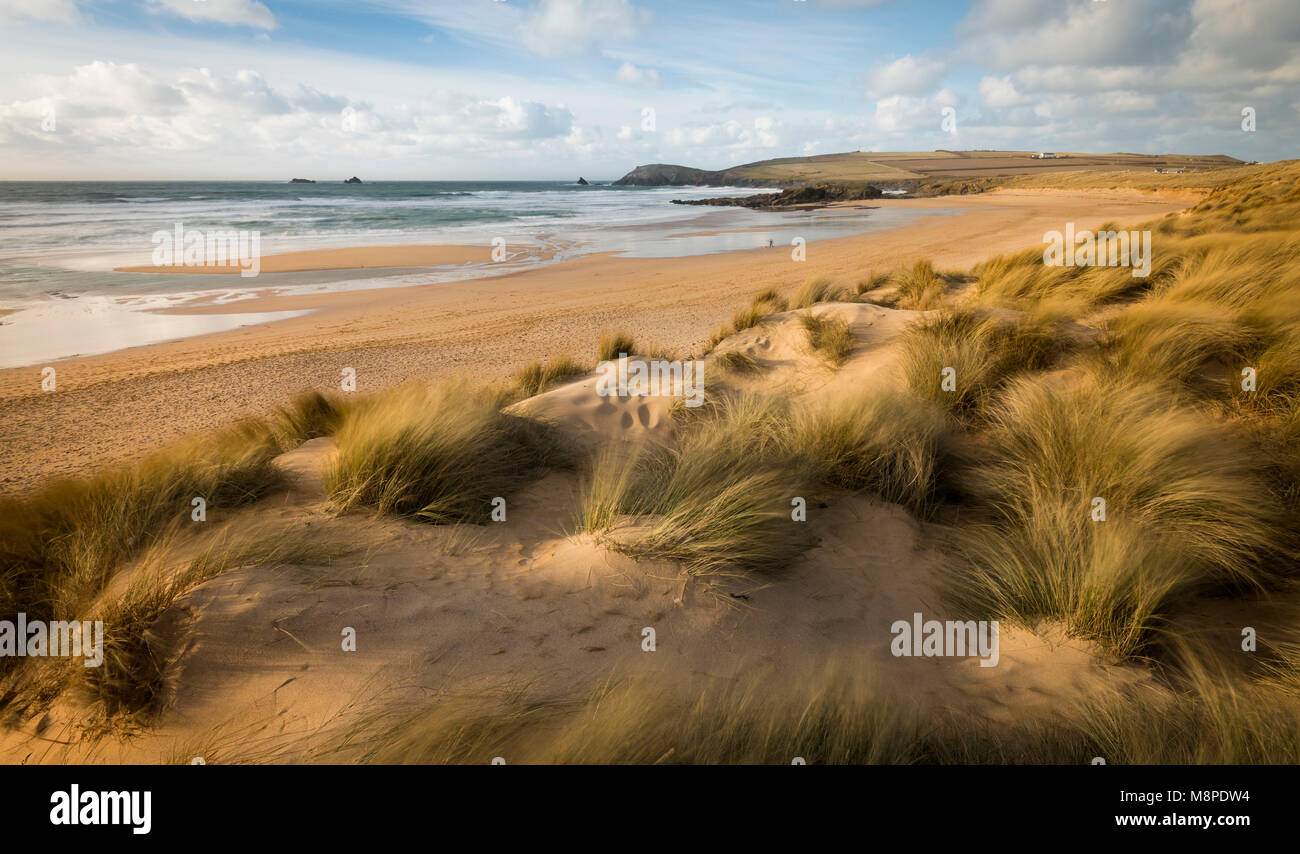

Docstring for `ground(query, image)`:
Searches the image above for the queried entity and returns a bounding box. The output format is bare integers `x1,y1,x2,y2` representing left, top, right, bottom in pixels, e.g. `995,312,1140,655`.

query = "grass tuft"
326,381,566,524
596,331,636,361
793,388,949,515
580,395,810,577
790,276,844,309
949,370,1286,657
511,355,588,398
800,312,854,366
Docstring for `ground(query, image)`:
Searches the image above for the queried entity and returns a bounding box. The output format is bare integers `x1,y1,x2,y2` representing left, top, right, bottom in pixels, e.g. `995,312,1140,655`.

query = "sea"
0,180,939,368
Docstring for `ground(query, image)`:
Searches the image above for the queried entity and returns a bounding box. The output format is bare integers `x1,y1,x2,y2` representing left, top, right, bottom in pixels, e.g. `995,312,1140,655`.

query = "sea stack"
289,178,316,183
576,177,589,185
344,176,362,184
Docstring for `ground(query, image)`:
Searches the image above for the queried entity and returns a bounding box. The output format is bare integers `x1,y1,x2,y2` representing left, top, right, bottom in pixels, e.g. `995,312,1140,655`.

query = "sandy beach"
0,188,1196,494
115,243,500,274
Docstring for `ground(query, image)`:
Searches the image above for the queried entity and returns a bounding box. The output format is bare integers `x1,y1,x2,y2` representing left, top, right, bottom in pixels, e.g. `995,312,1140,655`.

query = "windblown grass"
708,289,789,349
1106,298,1256,391
596,331,636,361
1076,638,1300,763
0,423,286,632
580,394,809,577
899,308,1068,419
0,525,349,730
856,272,890,296
327,381,566,523
329,642,1300,764
264,390,349,452
790,276,844,309
339,666,924,765
793,388,949,515
78,528,347,728
330,651,1300,764
511,355,588,398
949,370,1285,657
799,311,854,366
714,350,762,374
890,259,948,309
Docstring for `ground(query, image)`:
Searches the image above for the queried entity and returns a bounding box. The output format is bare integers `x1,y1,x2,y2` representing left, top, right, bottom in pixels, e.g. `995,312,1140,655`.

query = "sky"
0,0,1295,179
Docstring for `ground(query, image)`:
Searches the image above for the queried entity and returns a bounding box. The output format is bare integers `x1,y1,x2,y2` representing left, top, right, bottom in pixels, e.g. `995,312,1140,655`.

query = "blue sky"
0,0,1295,179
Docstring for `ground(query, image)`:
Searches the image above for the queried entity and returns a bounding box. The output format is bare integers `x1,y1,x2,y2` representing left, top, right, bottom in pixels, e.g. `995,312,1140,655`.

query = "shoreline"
0,188,1200,494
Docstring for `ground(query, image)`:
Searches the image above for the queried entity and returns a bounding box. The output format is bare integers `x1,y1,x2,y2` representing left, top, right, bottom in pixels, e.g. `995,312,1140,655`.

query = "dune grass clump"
971,245,1160,311
708,289,789,349
899,308,1067,419
265,390,350,451
337,643,1300,764
891,259,948,310
949,370,1285,657
0,425,286,630
327,381,566,524
69,528,347,728
733,288,788,329
1106,298,1256,391
596,331,636,361
511,355,588,398
344,665,925,765
714,350,762,375
793,389,949,515
790,276,845,309
1093,232,1300,406
856,272,890,296
1074,640,1300,763
581,395,809,577
799,312,854,366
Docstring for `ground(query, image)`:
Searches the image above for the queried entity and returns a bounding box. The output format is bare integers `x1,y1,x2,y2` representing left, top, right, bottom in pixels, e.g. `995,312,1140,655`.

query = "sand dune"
0,300,1151,764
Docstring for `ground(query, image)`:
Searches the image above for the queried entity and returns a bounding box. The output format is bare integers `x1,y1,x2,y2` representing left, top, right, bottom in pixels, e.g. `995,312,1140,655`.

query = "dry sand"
0,188,1197,494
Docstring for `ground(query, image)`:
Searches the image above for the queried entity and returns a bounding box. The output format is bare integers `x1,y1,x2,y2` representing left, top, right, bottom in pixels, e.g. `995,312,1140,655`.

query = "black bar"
6,764,1285,841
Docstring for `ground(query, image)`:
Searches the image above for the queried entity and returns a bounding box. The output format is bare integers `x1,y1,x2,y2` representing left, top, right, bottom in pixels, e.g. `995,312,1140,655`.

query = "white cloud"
959,0,1191,70
948,0,1300,158
0,61,576,175
615,62,660,87
146,0,277,30
664,115,785,155
0,0,79,24
978,75,1027,108
867,54,946,97
519,0,652,57
872,90,957,135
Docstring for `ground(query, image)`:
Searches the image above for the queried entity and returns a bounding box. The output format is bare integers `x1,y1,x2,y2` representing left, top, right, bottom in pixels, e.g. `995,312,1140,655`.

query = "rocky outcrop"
344,176,362,184
576,177,589,185
671,183,883,209
289,178,316,184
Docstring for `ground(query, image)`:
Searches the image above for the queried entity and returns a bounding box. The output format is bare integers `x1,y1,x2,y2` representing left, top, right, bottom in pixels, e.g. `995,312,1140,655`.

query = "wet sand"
115,243,498,274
